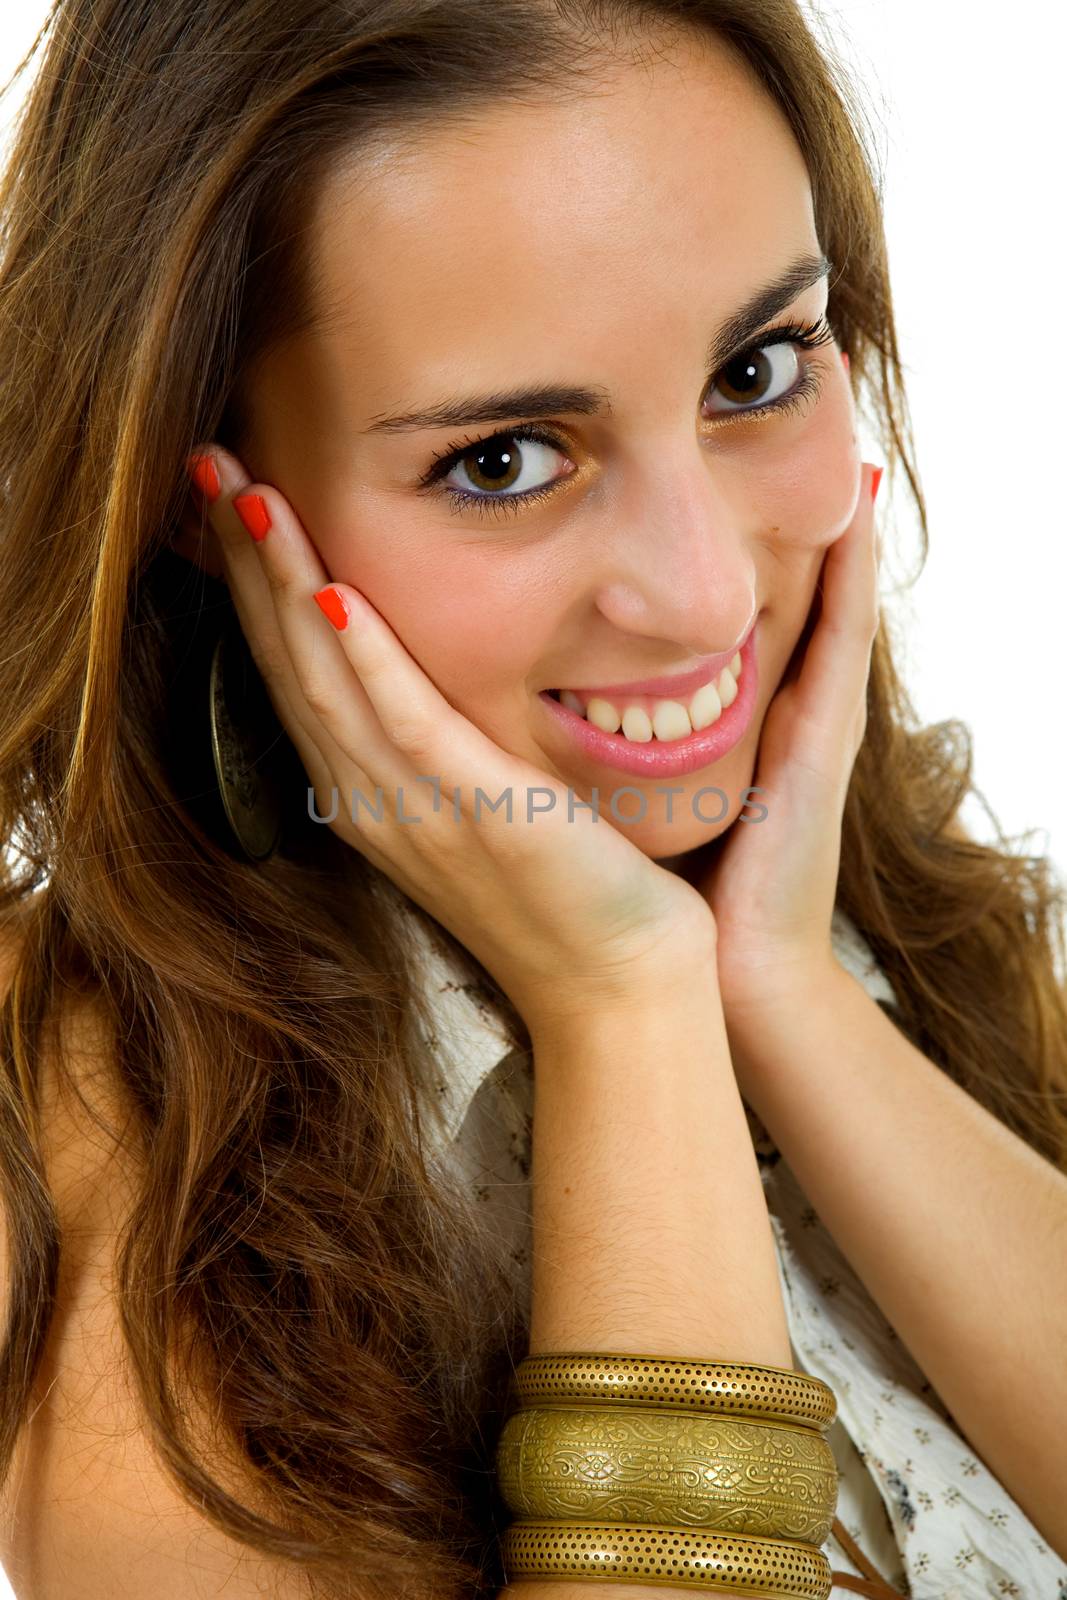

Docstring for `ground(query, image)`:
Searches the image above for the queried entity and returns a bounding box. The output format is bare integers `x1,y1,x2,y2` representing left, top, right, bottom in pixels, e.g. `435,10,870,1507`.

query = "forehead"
300,33,816,403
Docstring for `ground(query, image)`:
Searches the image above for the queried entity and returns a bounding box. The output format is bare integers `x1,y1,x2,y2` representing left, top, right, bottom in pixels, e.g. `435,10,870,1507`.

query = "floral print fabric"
401,897,1067,1596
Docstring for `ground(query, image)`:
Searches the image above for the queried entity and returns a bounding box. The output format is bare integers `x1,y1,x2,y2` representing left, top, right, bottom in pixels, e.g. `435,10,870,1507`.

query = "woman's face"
234,31,861,863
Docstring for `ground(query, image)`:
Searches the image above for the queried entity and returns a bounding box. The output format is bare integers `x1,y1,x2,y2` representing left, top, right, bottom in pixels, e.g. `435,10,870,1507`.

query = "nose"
592,461,757,657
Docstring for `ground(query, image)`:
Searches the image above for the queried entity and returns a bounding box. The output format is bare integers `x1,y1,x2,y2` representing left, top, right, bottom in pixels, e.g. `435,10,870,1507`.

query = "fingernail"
314,586,350,631
233,492,271,542
841,351,850,374
870,466,884,503
187,453,220,503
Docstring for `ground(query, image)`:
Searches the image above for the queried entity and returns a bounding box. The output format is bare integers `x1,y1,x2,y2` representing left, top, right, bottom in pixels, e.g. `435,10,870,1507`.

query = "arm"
0,978,321,1600
725,961,1067,1564
499,953,794,1599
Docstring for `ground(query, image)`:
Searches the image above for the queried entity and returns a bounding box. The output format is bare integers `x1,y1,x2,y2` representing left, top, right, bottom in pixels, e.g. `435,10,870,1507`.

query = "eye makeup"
413,313,836,520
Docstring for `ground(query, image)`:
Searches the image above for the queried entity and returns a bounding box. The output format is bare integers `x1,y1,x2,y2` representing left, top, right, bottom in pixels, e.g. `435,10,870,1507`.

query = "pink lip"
538,617,760,780
551,617,757,703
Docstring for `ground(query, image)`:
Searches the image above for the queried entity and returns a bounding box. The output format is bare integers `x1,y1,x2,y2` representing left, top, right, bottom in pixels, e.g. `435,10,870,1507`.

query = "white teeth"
586,697,622,734
651,701,692,741
688,679,721,732
555,650,745,743
717,664,738,711
621,707,653,742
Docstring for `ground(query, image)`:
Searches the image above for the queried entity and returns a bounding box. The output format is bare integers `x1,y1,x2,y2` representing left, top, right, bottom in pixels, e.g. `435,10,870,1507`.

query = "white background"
0,4,1064,1595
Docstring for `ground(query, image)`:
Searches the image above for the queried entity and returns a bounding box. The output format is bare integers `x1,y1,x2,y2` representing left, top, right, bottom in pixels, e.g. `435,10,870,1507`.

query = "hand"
691,461,883,1022
182,445,716,1034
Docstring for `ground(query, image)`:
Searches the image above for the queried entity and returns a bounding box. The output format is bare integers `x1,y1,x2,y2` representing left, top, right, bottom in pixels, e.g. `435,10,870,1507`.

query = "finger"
310,576,563,817
192,449,412,783
785,461,881,766
187,445,283,668
186,444,343,774
212,456,542,814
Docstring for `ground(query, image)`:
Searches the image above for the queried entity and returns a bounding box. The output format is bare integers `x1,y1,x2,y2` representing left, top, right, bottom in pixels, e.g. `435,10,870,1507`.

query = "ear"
170,488,225,579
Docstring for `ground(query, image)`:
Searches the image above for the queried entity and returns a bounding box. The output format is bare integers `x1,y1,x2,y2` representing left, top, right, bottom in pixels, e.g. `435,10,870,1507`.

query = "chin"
624,809,738,863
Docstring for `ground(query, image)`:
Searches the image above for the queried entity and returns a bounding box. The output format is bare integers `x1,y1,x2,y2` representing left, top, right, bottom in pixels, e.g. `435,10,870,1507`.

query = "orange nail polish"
233,493,271,542
870,466,884,503
841,351,850,373
187,453,220,502
314,586,349,630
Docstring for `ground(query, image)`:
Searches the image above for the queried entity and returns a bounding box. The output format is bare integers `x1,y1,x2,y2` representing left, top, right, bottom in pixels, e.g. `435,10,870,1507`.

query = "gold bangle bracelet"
499,1519,833,1597
511,1353,837,1433
495,1405,838,1545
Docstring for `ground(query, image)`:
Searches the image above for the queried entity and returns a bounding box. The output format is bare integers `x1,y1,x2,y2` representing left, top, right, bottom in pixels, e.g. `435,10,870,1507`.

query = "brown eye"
705,342,803,415
442,432,570,499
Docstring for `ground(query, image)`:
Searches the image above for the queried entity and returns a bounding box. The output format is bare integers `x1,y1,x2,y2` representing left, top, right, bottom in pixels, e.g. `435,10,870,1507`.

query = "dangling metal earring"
208,612,287,861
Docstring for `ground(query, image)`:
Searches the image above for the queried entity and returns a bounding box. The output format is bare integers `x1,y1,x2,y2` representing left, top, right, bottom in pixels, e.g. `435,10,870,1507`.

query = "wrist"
722,949,846,1028
724,957,853,1079
529,951,726,1065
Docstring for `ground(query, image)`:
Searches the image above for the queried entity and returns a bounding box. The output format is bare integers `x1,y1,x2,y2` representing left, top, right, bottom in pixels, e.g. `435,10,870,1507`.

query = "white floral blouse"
398,893,1067,1598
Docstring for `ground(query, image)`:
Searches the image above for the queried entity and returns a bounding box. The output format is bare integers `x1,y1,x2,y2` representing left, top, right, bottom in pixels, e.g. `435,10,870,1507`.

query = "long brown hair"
2,3,1066,1597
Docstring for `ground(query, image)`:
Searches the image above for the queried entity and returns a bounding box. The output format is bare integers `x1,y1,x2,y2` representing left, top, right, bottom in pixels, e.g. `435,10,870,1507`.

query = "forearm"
527,982,791,1364
502,973,794,1600
727,963,1067,1562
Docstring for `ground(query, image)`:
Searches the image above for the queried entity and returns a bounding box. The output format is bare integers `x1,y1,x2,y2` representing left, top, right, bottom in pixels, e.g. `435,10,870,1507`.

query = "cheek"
755,369,859,550
316,512,545,703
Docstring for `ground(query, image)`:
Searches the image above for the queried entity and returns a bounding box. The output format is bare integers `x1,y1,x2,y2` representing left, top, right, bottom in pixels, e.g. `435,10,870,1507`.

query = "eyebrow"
362,249,833,436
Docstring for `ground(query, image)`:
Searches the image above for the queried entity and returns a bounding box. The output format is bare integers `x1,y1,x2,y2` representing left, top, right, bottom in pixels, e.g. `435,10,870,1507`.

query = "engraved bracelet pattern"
511,1353,837,1433
498,1520,833,1597
496,1406,838,1544
497,1354,840,1594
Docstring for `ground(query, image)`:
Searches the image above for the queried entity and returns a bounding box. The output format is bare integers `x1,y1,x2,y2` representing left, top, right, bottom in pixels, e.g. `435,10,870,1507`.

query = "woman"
1,2,1065,1598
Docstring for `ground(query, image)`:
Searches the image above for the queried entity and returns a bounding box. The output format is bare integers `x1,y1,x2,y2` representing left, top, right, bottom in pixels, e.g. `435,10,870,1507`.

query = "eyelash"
416,315,836,520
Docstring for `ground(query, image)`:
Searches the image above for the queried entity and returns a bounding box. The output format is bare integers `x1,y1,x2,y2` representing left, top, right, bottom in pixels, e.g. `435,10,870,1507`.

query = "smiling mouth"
544,649,744,744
